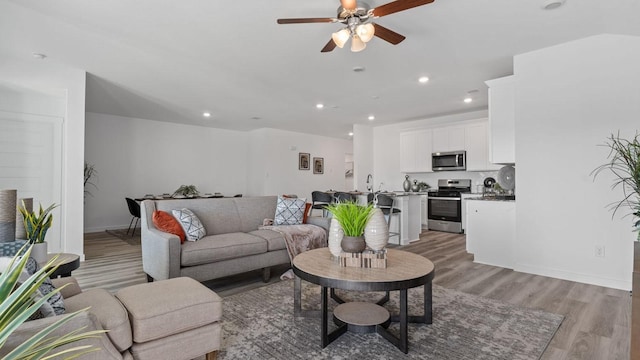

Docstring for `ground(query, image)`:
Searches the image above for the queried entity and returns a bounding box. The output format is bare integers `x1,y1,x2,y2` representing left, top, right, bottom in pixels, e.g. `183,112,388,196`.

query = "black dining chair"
125,198,141,237
310,191,333,217
375,193,401,245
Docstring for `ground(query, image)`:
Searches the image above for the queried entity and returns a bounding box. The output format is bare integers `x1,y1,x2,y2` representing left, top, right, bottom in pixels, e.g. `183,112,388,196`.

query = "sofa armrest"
306,216,330,234
51,277,83,298
0,312,123,360
140,200,182,281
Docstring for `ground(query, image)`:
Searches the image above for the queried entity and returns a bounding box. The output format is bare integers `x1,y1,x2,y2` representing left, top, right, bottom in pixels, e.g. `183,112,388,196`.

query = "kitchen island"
351,192,423,245
465,198,516,268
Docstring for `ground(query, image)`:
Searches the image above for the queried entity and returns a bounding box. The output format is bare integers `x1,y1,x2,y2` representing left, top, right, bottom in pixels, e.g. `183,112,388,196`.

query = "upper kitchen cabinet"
400,129,432,173
465,121,501,171
432,125,466,153
485,75,516,164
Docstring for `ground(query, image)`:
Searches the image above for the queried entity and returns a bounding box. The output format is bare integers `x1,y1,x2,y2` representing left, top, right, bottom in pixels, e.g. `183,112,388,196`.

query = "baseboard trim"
514,263,631,291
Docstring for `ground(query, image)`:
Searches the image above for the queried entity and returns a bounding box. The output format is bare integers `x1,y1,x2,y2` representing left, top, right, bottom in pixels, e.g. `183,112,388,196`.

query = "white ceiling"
1,0,639,139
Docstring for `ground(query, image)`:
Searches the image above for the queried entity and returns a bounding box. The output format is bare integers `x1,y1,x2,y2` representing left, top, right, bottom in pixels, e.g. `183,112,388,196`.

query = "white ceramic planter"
365,208,389,251
328,218,344,257
31,242,48,264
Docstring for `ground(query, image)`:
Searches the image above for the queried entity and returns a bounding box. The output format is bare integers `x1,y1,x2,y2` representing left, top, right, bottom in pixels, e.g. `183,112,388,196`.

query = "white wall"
85,117,352,231
371,110,491,192
353,124,373,192
0,55,86,258
84,112,249,231
246,128,352,202
514,34,640,290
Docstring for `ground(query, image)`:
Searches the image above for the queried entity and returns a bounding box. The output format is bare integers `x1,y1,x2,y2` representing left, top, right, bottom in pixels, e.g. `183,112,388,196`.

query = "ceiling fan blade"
321,39,337,52
277,18,335,24
341,0,358,10
372,0,435,18
373,23,406,45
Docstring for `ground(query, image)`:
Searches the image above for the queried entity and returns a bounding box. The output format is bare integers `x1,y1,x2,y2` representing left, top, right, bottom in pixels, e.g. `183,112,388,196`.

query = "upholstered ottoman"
115,277,222,360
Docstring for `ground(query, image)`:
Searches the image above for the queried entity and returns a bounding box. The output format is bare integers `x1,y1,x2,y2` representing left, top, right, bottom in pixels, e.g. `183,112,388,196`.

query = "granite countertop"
466,196,516,202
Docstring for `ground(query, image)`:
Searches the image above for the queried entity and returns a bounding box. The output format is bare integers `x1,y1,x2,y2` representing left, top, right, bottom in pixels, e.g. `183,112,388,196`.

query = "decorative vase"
341,235,366,253
328,218,344,257
16,197,32,240
403,175,411,192
0,189,17,243
365,208,389,251
31,242,48,264
411,180,420,192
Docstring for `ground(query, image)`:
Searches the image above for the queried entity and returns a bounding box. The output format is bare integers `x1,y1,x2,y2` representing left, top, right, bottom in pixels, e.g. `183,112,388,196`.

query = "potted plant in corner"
326,201,374,253
592,132,640,237
17,201,58,264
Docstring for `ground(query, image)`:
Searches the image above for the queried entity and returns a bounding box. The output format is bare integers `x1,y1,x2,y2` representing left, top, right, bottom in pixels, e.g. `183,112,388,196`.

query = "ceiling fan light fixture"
356,23,375,43
351,34,366,52
332,28,351,48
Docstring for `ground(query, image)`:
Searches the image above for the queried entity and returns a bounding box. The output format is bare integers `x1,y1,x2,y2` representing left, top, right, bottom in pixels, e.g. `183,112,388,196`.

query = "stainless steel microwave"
432,151,466,171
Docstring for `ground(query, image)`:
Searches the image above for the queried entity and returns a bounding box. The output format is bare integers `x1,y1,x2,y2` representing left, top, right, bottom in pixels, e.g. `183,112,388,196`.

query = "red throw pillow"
303,202,312,224
152,210,186,243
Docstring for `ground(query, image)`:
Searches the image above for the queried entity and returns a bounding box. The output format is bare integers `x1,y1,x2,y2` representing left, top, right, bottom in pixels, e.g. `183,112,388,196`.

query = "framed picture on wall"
299,153,310,170
313,157,324,174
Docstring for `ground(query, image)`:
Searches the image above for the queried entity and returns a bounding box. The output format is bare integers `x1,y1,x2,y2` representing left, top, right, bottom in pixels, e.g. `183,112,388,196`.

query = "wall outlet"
595,245,605,258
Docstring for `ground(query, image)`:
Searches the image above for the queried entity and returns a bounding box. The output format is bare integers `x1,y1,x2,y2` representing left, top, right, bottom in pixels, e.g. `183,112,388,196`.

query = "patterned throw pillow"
275,197,307,225
153,210,186,243
25,257,65,316
172,208,206,241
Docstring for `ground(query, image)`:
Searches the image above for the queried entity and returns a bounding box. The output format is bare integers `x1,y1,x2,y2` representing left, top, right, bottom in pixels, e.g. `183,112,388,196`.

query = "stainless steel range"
427,179,472,233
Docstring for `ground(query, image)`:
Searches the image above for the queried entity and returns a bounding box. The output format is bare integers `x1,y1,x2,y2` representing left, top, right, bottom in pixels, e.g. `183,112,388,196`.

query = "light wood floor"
79,230,631,359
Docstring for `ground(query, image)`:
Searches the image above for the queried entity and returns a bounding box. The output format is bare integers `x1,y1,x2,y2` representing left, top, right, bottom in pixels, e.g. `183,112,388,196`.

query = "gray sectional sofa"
140,196,329,282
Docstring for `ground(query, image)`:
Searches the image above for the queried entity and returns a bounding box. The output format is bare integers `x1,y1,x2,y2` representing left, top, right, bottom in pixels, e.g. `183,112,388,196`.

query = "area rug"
219,280,563,359
105,229,140,246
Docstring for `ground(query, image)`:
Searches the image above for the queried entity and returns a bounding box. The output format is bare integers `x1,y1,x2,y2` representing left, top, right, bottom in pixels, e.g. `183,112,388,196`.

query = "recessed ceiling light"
368,115,375,121
418,76,429,84
542,0,565,10
463,97,473,103
203,112,211,117
250,116,261,120
32,53,47,60
316,103,324,109
353,66,366,72
348,132,354,136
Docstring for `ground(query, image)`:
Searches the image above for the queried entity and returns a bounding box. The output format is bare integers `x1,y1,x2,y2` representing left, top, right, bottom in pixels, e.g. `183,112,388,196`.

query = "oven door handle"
428,197,461,201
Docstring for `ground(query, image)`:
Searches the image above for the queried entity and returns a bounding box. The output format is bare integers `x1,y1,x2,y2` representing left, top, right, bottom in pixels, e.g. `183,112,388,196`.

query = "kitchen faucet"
366,174,373,192
378,182,384,192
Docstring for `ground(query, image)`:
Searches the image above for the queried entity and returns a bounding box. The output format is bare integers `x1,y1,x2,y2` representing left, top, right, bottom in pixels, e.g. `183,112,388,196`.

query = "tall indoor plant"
592,132,640,237
326,201,373,253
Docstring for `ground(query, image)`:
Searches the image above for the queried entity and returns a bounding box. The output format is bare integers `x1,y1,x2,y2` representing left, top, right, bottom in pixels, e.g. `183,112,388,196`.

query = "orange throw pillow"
152,210,186,243
303,202,312,224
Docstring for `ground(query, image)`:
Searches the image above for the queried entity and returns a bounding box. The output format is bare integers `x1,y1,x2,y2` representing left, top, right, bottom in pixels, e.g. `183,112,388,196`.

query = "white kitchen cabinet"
399,129,432,173
465,121,501,171
420,194,428,229
465,199,516,268
432,126,466,153
460,193,478,232
485,76,515,164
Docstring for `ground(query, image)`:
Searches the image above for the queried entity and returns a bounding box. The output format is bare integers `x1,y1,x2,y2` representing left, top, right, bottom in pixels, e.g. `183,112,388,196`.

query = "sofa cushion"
274,197,306,225
248,229,286,251
63,288,132,352
181,232,268,266
152,210,186,243
172,208,206,241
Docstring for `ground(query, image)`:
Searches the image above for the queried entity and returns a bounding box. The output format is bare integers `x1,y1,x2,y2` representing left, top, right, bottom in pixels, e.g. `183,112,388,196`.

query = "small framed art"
313,157,324,174
299,153,310,170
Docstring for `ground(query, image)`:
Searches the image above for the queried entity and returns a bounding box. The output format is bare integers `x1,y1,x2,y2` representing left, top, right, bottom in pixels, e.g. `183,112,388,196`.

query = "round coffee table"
292,248,435,354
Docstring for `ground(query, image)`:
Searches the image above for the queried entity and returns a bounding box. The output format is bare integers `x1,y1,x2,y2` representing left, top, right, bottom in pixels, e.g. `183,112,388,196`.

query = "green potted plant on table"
17,202,58,264
0,245,105,358
172,185,199,198
326,201,374,253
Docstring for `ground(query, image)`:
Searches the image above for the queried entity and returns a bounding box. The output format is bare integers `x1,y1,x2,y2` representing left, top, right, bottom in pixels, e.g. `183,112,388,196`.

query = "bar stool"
333,192,355,203
310,191,333,217
376,193,401,245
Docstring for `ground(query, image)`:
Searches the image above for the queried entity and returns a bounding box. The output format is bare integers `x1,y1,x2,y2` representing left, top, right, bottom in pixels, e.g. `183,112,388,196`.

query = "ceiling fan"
277,0,435,53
